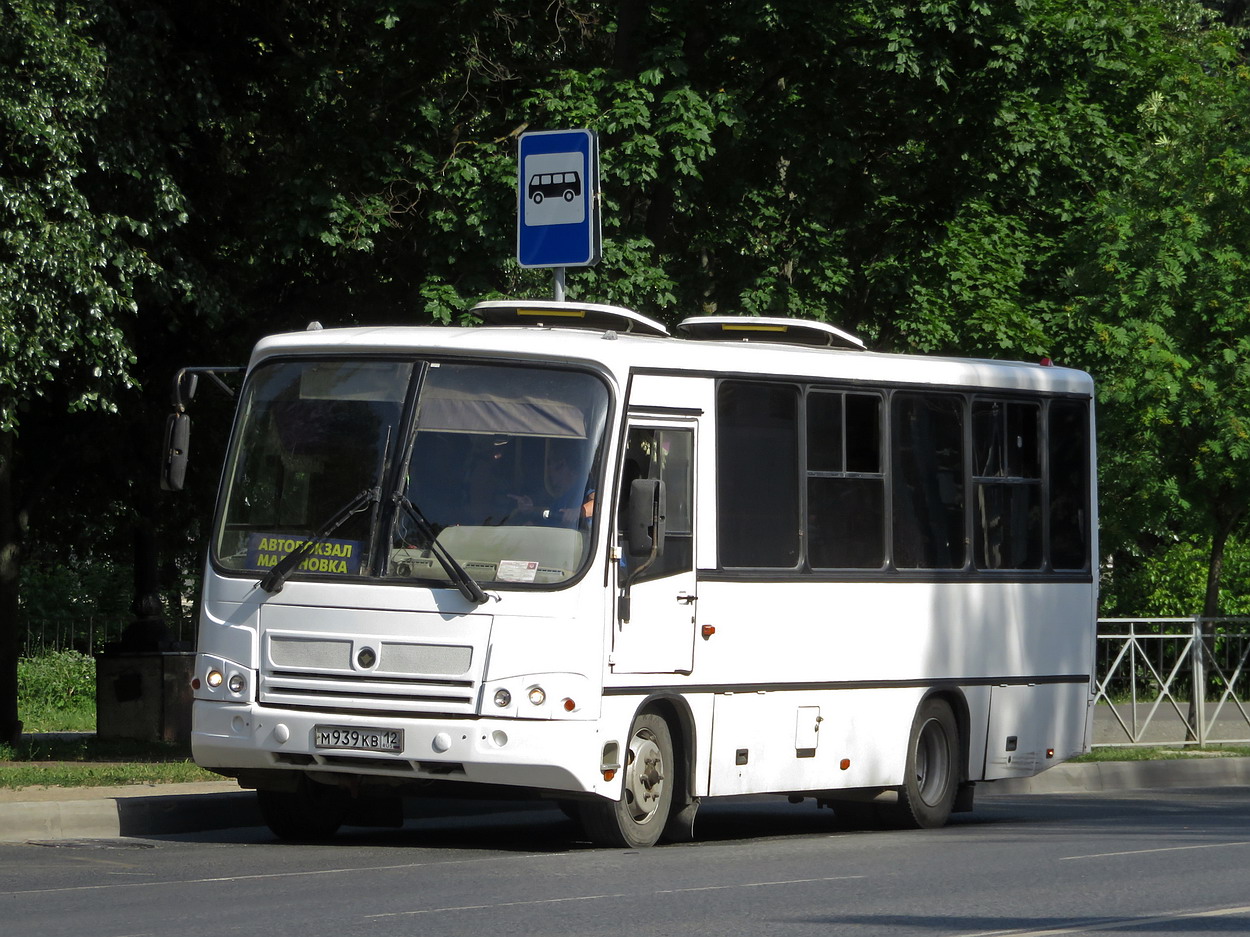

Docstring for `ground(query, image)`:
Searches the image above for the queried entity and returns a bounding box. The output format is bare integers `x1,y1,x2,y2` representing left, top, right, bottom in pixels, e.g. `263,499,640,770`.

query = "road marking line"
1060,839,1250,860
367,875,864,918
2,853,561,897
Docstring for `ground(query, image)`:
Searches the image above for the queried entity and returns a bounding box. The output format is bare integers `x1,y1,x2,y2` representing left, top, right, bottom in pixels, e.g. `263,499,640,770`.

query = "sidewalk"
2,757,1247,843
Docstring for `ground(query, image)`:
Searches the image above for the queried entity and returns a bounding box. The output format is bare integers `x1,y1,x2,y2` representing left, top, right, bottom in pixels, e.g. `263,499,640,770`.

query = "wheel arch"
629,692,697,800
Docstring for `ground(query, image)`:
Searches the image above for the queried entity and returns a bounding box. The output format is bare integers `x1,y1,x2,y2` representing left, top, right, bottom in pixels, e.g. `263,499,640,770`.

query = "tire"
532,191,544,204
563,188,575,202
579,712,675,848
257,779,349,842
894,697,960,829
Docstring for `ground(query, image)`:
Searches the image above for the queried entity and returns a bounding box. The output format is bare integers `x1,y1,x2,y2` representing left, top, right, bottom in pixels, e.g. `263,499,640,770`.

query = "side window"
717,382,801,568
972,399,1043,570
620,427,693,582
1048,400,1090,570
806,391,885,568
891,393,966,569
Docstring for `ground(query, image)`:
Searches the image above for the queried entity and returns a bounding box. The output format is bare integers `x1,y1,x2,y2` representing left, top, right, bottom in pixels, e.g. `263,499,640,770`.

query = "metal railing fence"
19,614,192,658
1094,617,1250,747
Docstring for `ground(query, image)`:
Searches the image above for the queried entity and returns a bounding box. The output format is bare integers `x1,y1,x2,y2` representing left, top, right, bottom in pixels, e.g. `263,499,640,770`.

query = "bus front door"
612,424,697,674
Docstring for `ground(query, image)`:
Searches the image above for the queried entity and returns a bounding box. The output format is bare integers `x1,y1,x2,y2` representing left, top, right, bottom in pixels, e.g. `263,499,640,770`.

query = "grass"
20,708,96,734
0,735,220,791
1072,745,1250,762
7,649,221,790
18,649,98,734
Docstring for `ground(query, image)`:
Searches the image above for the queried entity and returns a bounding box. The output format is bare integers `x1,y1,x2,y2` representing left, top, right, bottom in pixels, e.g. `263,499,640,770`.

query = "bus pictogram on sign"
528,171,581,204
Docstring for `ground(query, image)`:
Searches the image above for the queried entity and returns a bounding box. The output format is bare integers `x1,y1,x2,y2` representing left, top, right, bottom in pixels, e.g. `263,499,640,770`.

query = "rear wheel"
579,712,674,847
257,779,349,841
894,697,960,829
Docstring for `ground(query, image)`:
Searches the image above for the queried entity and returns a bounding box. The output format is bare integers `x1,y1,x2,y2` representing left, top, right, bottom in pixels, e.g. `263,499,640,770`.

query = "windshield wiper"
258,486,381,594
394,495,488,605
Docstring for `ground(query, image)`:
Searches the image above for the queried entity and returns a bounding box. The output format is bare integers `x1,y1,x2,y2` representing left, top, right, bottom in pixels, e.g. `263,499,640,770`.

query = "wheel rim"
623,727,666,824
913,716,952,806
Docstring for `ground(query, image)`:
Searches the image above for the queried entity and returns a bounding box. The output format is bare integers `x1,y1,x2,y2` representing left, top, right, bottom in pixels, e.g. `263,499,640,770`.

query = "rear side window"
716,382,800,568
891,393,966,569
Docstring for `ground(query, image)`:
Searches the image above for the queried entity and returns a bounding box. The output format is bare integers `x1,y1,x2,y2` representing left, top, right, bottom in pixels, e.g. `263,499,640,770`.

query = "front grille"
269,635,472,676
260,632,480,716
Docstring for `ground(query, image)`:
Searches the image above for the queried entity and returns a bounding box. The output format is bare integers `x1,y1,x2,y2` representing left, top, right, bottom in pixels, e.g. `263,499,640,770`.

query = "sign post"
517,129,601,299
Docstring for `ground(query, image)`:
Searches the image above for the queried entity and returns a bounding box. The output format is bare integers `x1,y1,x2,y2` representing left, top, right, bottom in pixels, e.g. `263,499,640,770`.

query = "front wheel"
257,779,349,842
894,697,960,829
579,712,675,847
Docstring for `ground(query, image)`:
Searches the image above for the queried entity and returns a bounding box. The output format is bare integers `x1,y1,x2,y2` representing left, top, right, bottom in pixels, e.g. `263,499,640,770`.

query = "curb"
987,755,1250,795
0,783,259,843
2,758,1247,843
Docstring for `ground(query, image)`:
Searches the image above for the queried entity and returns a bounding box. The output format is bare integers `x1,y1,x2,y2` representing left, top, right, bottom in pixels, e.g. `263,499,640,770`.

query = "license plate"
313,725,403,753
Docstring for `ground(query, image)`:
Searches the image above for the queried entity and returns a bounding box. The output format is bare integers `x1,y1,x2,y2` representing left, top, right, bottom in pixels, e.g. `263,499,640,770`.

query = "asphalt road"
5,786,1250,937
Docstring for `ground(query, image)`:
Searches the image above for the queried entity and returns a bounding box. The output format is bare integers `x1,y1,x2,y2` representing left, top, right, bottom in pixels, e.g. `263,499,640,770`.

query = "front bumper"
192,700,611,796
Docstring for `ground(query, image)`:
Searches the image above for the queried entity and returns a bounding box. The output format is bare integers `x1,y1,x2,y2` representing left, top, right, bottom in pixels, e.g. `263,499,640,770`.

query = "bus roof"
248,320,1093,396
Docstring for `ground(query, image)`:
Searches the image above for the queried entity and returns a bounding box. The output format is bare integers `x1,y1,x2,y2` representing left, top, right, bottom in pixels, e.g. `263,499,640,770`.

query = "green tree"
7,0,1250,747
1070,8,1250,617
1,0,138,743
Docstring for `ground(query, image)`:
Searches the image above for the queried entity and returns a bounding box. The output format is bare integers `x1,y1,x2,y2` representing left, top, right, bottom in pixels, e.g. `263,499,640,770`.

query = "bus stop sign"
517,129,601,269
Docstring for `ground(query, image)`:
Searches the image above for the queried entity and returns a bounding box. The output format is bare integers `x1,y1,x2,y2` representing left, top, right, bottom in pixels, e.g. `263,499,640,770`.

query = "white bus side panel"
707,688,918,795
983,683,1091,779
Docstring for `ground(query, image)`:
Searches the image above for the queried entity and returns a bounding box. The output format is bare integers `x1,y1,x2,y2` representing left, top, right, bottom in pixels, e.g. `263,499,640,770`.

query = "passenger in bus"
508,440,595,526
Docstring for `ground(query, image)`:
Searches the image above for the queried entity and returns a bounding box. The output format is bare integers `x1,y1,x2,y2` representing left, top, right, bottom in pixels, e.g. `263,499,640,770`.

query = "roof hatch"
676,316,865,351
472,300,670,337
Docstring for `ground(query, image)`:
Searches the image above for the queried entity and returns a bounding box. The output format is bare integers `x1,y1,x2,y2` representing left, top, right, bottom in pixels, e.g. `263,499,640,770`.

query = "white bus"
186,299,1097,846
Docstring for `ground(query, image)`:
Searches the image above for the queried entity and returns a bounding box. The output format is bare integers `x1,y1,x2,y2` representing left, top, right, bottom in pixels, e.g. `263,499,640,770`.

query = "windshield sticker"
497,559,540,583
247,534,364,576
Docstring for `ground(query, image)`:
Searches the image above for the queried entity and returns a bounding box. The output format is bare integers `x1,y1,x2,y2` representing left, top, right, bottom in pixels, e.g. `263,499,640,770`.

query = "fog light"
528,687,546,706
494,688,512,708
206,670,224,688
228,673,245,693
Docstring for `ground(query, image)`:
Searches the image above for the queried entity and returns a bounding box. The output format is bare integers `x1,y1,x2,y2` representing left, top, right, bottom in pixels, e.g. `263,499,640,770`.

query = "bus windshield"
213,358,609,588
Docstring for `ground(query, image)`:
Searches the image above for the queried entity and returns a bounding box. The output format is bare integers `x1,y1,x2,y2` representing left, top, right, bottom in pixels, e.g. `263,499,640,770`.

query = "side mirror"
160,412,191,491
626,477,666,558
